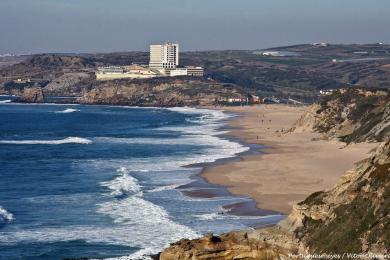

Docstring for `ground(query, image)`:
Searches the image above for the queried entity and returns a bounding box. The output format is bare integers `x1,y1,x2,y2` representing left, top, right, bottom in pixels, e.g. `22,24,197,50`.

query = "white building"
95,65,158,81
149,42,179,70
186,66,204,77
169,68,188,77
97,66,125,74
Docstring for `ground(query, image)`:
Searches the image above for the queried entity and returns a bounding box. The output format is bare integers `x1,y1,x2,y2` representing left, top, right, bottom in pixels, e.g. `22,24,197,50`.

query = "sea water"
0,99,283,259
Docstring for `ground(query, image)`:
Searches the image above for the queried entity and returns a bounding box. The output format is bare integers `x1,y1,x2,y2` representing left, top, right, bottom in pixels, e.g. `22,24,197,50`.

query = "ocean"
0,98,283,259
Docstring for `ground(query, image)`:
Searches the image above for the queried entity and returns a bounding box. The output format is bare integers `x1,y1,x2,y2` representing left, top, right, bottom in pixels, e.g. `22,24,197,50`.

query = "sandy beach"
202,105,378,214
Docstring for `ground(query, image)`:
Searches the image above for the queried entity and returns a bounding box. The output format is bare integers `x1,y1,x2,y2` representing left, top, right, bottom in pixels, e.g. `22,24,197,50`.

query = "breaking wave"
100,167,141,197
96,166,199,258
0,137,92,145
0,206,14,224
55,108,80,113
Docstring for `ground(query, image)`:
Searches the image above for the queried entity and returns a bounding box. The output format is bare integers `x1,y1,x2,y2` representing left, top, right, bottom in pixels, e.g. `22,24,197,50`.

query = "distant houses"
311,42,328,47
319,89,335,95
219,95,306,106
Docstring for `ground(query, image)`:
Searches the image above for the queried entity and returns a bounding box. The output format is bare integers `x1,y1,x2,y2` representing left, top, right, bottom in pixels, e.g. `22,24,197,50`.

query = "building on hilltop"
149,42,179,71
148,42,204,77
94,42,204,80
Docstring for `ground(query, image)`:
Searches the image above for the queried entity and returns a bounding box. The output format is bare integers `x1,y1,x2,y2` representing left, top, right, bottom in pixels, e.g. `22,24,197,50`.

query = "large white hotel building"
96,42,203,80
149,42,179,70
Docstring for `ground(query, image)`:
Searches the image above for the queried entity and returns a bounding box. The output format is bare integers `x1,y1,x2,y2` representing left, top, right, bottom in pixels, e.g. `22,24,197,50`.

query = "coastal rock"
78,78,247,107
15,87,44,103
44,72,91,96
160,230,298,260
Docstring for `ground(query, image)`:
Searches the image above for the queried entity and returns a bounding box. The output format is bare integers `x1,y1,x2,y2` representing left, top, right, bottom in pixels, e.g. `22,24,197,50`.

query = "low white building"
186,66,204,77
311,42,328,47
95,65,159,80
169,68,188,77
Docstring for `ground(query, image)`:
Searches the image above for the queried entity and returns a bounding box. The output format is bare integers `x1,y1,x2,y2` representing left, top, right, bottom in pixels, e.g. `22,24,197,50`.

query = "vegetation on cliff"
293,88,390,142
297,141,390,254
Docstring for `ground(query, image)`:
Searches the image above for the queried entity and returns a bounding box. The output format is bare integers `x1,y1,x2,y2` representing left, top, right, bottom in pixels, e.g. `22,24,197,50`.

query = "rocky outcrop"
160,230,298,260
292,88,390,142
78,78,247,107
15,87,44,103
160,140,390,259
44,72,92,96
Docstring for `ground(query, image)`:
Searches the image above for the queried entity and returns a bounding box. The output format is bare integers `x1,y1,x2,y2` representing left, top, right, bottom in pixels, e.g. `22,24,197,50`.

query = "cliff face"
293,88,390,142
14,87,44,103
160,230,297,260
44,72,92,96
160,141,390,259
78,79,247,107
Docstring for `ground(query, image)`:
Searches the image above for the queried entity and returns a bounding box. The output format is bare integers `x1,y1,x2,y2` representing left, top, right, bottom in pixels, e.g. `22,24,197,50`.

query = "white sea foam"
95,195,198,257
167,107,228,119
193,211,284,221
95,134,248,169
0,206,14,223
0,193,198,256
0,100,11,103
103,250,154,260
55,108,80,113
0,137,92,145
91,166,199,258
147,184,182,193
193,212,224,221
100,167,141,197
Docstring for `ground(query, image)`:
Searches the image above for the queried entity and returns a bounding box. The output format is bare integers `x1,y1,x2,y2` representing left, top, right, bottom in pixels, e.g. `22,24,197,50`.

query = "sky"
0,0,390,54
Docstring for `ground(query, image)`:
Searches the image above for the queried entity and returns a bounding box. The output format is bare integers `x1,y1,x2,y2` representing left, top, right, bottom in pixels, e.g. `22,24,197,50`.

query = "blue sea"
0,97,283,259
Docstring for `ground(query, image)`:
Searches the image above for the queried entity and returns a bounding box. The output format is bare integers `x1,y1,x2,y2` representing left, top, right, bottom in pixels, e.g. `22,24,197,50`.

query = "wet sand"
202,105,378,214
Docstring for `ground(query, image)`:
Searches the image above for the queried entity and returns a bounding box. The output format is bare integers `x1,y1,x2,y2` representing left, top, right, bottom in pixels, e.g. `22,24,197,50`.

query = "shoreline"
177,115,284,222
200,104,379,214
1,100,378,215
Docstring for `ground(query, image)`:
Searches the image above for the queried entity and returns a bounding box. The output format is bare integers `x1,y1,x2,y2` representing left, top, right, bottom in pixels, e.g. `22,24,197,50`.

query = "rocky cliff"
160,140,390,259
292,88,390,142
14,87,44,103
78,78,247,107
290,140,390,255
